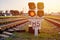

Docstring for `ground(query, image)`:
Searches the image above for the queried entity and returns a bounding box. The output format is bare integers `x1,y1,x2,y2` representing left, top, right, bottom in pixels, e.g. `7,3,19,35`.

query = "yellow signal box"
37,2,44,17
37,2,44,9
37,10,44,17
28,2,36,9
28,2,44,36
28,2,44,17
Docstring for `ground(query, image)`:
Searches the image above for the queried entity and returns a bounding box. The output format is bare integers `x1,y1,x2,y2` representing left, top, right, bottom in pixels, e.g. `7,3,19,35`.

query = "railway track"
45,18,60,27
0,18,29,39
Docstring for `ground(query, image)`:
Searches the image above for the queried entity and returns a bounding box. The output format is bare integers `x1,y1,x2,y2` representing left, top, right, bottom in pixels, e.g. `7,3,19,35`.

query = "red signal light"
28,11,36,17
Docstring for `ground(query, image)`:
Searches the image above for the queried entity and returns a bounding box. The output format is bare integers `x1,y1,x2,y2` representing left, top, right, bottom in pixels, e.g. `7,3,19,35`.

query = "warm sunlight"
0,0,60,13
44,0,60,13
0,0,60,40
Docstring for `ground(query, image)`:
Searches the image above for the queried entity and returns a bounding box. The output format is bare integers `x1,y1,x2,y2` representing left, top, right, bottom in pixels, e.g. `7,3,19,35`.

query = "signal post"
28,2,44,36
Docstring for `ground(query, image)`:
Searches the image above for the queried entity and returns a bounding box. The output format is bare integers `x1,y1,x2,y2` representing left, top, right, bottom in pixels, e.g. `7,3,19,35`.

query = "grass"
1,15,60,40
5,32,60,40
5,19,60,40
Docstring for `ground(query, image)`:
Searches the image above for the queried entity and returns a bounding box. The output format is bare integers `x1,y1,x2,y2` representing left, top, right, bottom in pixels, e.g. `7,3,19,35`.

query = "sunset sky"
0,0,60,13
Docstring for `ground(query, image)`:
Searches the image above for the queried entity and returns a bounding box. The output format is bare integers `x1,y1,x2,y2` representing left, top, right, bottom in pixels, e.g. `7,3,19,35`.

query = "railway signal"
37,10,44,17
37,2,44,9
28,2,36,9
28,10,36,17
28,2,44,36
28,2,36,17
37,2,44,17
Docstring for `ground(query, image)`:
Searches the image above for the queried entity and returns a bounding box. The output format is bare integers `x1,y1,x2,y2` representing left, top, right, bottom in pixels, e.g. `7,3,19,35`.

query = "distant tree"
10,10,20,16
0,11,4,16
5,10,8,13
10,10,15,16
20,11,24,15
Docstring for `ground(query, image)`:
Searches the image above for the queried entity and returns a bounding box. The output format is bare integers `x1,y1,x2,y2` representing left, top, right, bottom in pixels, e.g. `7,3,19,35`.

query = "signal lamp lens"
37,10,44,17
28,11,36,17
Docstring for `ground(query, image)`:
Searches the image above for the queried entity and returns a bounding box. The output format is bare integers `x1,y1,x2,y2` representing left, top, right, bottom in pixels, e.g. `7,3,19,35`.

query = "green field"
5,18,60,40
0,15,60,40
5,32,60,40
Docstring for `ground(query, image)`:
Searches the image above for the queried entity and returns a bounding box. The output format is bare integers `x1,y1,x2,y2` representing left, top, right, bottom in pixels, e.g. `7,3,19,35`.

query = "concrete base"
28,27,40,34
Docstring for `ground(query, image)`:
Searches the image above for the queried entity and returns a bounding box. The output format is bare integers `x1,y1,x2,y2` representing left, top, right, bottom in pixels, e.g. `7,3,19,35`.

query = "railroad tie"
3,31,13,36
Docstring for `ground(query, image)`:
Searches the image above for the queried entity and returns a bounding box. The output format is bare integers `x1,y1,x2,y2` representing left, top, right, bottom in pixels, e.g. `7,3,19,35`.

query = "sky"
0,0,60,13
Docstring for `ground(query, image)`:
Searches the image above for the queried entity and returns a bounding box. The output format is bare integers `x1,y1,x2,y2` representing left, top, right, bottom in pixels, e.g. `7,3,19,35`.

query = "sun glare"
0,0,60,13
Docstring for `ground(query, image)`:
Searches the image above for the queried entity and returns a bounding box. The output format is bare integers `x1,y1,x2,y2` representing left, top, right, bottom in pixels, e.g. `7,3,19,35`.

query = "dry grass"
5,19,60,40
